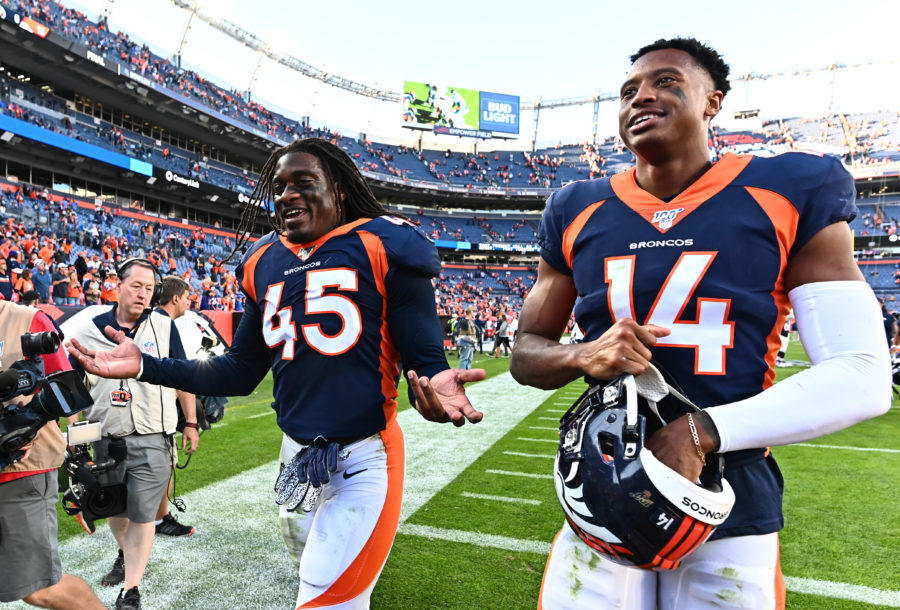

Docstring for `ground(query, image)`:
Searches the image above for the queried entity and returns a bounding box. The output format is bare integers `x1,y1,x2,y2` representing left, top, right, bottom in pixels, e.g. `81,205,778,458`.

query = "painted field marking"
503,451,555,459
398,523,552,555
784,577,899,607
528,426,559,432
248,411,276,419
486,469,554,480
545,409,567,414
517,437,559,444
790,443,900,454
461,492,541,506
538,417,559,421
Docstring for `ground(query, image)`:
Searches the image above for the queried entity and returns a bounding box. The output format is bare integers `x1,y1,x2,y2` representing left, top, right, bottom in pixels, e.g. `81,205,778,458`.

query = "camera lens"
20,332,61,358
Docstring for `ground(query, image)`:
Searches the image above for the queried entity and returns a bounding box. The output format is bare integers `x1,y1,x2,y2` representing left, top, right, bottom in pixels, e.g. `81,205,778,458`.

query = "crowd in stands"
0,177,541,321
0,181,246,311
2,0,899,207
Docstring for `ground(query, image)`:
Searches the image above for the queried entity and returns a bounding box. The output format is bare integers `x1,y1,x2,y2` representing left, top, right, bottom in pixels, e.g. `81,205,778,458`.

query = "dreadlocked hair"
226,137,392,264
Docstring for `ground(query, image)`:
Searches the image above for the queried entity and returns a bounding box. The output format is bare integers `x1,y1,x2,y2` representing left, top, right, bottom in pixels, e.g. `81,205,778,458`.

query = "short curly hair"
630,37,730,97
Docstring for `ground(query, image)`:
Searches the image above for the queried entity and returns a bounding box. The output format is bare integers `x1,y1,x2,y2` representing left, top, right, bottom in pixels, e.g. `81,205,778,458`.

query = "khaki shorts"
94,433,172,523
0,471,62,602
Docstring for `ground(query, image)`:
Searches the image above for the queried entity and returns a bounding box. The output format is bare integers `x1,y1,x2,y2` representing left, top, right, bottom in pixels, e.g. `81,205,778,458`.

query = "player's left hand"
181,427,200,454
407,368,485,426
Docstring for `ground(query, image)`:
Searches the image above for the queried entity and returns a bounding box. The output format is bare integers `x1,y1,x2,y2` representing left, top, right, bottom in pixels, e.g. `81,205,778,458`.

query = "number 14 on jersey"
605,252,734,374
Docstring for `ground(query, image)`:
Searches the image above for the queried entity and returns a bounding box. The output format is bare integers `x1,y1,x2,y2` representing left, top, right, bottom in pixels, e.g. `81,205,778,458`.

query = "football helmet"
555,366,735,571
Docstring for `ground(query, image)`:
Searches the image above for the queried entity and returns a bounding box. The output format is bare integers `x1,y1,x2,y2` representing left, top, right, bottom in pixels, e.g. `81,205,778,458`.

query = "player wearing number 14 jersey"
511,38,890,609
66,138,484,609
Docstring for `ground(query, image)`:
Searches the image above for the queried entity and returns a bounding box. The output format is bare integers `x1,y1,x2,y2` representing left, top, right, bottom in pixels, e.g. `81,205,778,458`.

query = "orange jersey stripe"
745,186,799,389
561,201,605,270
240,241,275,303
298,420,405,608
358,230,400,427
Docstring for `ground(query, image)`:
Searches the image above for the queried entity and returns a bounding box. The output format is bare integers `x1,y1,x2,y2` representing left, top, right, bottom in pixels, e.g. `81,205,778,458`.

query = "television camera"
0,331,94,470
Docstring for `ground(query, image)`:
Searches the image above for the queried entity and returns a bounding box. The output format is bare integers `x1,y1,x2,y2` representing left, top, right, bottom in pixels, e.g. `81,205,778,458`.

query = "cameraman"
61,259,198,610
0,300,104,609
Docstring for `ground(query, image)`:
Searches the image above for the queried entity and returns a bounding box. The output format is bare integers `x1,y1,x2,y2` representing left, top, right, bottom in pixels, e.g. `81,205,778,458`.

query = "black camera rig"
0,332,94,470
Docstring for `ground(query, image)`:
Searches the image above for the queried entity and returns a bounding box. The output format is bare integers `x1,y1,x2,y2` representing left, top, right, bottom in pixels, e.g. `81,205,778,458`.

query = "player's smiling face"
618,49,721,158
272,152,343,244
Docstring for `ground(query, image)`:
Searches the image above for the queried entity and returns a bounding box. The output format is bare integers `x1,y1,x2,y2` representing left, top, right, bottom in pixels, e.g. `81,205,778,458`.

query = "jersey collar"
279,217,374,261
610,153,752,234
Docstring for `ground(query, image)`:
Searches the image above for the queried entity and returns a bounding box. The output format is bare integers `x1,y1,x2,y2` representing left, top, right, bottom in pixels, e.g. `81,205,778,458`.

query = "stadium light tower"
246,49,266,102
174,8,195,69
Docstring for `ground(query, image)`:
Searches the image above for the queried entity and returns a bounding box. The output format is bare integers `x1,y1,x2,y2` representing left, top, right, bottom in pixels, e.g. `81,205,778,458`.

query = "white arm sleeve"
706,281,892,453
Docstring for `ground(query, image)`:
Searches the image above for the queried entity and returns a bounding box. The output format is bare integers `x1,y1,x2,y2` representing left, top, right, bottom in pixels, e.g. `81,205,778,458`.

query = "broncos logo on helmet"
555,364,735,571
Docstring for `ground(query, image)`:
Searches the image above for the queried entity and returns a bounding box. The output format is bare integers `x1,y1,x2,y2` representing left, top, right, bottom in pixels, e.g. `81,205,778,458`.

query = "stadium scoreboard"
402,81,520,139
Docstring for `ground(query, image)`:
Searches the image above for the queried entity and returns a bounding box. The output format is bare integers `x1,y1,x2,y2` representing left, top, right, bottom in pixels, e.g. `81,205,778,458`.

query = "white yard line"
503,451,555,459
486,469,554,480
527,426,559,431
460,492,541,505
247,411,276,419
789,443,900,454
785,577,900,607
517,437,560,444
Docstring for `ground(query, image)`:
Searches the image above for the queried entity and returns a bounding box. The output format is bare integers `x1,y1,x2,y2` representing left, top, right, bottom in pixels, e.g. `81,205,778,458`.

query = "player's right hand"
576,318,670,380
66,326,143,379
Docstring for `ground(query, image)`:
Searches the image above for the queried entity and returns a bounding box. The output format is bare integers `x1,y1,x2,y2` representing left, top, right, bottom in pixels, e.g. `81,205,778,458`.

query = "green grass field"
38,341,900,609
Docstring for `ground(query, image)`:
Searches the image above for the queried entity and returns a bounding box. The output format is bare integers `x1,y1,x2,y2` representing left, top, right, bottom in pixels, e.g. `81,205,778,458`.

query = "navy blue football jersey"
238,216,442,439
142,215,446,441
539,152,856,537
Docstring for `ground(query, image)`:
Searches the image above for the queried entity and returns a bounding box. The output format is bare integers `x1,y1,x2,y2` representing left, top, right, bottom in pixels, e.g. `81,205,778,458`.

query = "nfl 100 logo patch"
652,207,684,230
141,339,156,354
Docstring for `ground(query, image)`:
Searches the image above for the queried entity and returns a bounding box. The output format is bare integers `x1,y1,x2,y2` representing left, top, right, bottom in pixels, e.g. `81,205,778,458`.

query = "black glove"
274,437,341,511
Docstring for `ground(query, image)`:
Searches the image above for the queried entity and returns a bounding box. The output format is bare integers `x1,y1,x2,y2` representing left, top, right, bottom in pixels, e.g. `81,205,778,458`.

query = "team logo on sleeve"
651,208,685,230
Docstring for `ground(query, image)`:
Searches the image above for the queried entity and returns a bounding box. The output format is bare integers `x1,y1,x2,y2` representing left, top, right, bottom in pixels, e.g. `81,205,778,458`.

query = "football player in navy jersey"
67,138,485,609
511,38,891,609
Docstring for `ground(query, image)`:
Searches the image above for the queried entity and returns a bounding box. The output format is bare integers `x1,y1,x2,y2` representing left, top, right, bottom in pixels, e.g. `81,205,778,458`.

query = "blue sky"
65,0,900,146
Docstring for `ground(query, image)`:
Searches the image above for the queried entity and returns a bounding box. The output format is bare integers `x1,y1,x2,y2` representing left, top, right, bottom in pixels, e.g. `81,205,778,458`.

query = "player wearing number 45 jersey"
511,38,891,609
67,138,485,609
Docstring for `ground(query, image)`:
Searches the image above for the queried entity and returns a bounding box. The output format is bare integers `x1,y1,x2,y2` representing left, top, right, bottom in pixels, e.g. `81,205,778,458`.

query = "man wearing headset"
61,259,199,610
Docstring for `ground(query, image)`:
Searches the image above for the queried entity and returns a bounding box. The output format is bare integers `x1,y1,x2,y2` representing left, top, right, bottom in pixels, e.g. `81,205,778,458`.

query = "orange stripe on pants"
298,420,405,608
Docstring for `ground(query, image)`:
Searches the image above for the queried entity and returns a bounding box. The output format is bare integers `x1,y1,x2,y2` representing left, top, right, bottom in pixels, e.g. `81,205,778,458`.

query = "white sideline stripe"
486,469,554,480
460,492,542,506
504,451,554,459
528,426,559,431
791,443,900,454
518,437,559,444
784,576,900,607
248,411,276,419
399,523,552,555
